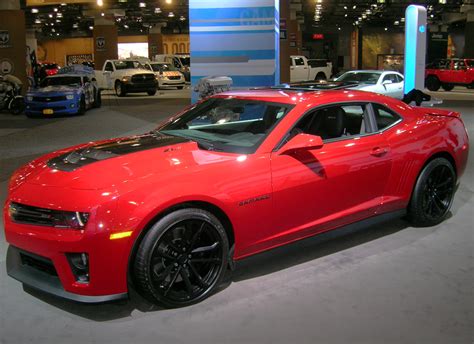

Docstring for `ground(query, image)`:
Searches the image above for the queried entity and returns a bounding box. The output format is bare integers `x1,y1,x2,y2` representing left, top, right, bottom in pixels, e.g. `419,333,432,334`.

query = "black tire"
315,72,326,82
77,96,86,115
115,81,127,97
425,75,441,91
408,157,456,227
177,86,184,90
466,83,474,90
133,208,229,308
147,89,157,96
8,97,25,115
93,89,102,108
442,83,454,91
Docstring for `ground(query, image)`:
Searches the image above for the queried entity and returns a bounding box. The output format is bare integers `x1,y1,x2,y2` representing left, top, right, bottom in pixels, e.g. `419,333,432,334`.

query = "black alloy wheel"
133,208,229,308
408,158,456,226
442,83,454,91
425,76,441,91
77,96,86,115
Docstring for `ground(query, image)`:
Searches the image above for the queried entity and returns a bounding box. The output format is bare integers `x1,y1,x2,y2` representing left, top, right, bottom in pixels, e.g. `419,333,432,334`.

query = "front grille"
167,76,181,80
10,202,58,227
32,96,67,102
131,74,155,83
20,252,58,276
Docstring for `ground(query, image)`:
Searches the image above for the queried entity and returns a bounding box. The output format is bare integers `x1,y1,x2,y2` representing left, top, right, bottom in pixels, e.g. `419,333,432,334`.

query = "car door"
291,57,308,82
451,60,468,84
269,103,393,245
380,73,403,98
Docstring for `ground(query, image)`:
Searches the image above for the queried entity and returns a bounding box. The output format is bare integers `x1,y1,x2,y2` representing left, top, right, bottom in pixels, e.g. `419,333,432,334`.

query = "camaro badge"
238,194,270,207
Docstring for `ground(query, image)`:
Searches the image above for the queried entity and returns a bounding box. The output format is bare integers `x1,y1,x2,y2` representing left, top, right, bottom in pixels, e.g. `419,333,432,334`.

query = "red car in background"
425,58,474,91
38,62,60,80
4,88,469,308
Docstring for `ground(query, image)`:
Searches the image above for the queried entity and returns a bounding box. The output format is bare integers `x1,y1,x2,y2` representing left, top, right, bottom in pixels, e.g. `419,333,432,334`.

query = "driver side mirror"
278,133,324,155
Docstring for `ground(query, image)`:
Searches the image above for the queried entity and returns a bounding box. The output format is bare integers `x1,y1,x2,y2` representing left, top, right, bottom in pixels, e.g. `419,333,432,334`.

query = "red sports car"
4,88,469,308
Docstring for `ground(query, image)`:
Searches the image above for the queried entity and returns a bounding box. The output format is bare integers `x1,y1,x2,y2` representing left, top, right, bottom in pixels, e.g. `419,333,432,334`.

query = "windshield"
151,63,177,72
114,61,144,70
40,76,82,87
178,57,190,67
337,72,381,85
158,98,293,154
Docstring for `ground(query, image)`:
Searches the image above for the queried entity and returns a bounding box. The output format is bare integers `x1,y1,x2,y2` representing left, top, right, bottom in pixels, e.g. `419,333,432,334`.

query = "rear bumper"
7,246,127,303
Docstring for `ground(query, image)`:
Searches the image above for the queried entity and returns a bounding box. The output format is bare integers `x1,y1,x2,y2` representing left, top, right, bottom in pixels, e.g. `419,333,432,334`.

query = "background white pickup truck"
290,55,332,82
94,59,158,97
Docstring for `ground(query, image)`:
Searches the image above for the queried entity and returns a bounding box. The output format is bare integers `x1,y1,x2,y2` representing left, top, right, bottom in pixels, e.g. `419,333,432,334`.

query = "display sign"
0,58,14,75
403,5,427,94
96,37,106,51
0,30,11,49
312,33,324,40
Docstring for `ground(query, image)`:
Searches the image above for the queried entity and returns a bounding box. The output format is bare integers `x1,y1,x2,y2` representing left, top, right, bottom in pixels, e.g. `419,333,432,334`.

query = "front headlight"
66,94,74,100
122,76,131,82
9,202,90,230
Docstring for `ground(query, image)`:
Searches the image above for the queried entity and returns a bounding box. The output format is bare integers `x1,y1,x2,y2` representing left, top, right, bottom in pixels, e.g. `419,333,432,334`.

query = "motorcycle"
0,79,25,115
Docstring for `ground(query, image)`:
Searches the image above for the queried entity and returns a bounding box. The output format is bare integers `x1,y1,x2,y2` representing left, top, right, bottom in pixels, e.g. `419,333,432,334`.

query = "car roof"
214,89,398,106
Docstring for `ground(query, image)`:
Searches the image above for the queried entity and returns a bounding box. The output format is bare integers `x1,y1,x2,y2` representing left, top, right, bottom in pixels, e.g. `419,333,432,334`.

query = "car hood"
29,86,78,94
10,133,238,191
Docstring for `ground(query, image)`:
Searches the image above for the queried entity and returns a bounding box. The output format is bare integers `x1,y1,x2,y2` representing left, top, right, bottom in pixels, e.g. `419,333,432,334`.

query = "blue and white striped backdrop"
189,0,280,101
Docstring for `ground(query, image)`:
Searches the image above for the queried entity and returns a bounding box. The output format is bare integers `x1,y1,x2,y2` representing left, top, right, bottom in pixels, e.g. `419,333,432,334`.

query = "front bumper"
3,188,133,303
25,99,80,116
7,246,127,303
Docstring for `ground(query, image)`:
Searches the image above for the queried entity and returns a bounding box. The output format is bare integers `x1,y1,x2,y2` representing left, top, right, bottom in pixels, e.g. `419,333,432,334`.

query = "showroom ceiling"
22,0,466,39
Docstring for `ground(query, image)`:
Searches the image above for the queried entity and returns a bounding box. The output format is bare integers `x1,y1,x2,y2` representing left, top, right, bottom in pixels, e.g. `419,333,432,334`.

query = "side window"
144,64,152,71
294,57,305,66
294,104,370,141
396,74,404,83
382,74,397,83
372,103,401,131
104,62,113,72
83,76,90,84
454,60,466,70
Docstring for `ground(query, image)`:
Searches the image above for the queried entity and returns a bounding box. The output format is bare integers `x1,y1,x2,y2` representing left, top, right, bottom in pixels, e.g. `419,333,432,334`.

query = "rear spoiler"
417,107,461,118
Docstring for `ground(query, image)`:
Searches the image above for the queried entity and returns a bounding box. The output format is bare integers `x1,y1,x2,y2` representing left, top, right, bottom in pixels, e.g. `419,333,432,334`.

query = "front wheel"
133,208,229,308
408,157,456,227
315,72,326,82
77,96,86,115
115,81,127,97
93,89,102,108
425,76,441,91
147,89,157,96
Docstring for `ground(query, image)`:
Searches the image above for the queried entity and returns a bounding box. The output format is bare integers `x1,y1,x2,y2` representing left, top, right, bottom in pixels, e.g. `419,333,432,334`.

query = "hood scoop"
47,133,188,172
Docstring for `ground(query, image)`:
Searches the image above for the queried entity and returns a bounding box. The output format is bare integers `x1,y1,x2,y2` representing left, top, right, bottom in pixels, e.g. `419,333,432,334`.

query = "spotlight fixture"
384,27,388,31
154,7,162,14
352,5,356,9
180,16,186,21
139,2,146,8
48,13,53,18
168,12,175,17
53,7,58,12
35,19,41,24
89,26,94,30
124,24,129,29
394,20,399,25
72,23,78,28
31,8,39,13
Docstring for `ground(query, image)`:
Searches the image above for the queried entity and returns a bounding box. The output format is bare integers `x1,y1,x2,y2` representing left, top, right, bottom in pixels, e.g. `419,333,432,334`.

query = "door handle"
370,147,389,157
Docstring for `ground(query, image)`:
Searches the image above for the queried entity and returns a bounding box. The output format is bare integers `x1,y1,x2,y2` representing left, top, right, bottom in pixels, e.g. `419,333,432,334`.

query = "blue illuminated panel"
404,5,427,94
190,0,280,101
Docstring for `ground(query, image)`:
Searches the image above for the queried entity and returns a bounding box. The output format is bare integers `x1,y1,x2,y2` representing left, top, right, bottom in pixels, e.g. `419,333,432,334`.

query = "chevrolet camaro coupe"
4,88,469,308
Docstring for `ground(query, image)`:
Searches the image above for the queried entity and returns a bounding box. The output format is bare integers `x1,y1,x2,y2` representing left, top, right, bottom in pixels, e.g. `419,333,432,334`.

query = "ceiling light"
97,0,104,6
384,27,388,31
53,7,58,12
124,24,129,29
338,27,341,30
154,7,161,13
139,2,146,7
439,0,446,3
401,17,405,22
343,6,347,10
56,19,61,22
60,3,66,5
166,0,172,4
73,23,78,28
56,33,60,36
101,12,105,16
35,19,41,24
51,28,56,32
362,14,367,19
430,14,434,18
168,12,175,17
352,5,356,9
180,16,186,21
345,14,348,17
31,8,39,13
394,20,399,25
57,12,62,18
89,26,94,30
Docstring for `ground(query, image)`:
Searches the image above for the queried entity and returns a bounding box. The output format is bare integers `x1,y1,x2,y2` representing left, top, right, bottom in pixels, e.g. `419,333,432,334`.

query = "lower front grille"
32,96,67,102
167,76,181,80
20,252,58,276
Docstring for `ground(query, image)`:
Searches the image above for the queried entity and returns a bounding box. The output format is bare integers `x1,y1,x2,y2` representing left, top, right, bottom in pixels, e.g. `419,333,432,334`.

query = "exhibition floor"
0,88,472,344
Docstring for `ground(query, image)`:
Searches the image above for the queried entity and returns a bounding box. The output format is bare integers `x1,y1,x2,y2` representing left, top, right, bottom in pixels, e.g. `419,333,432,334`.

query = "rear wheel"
425,75,441,91
315,72,326,82
408,158,456,227
133,208,229,308
442,83,454,91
